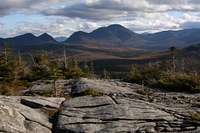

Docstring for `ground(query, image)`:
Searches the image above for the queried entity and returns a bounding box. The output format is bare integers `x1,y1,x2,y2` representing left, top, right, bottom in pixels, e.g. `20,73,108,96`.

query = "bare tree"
63,47,68,69
169,46,176,73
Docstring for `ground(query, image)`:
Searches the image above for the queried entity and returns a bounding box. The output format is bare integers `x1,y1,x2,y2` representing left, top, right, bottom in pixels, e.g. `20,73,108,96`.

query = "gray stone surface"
54,78,200,133
67,78,140,96
0,96,65,133
22,80,70,95
21,97,65,109
56,96,199,133
1,78,200,133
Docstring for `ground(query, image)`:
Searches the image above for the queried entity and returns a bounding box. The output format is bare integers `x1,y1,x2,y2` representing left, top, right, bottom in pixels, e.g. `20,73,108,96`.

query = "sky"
1,0,200,38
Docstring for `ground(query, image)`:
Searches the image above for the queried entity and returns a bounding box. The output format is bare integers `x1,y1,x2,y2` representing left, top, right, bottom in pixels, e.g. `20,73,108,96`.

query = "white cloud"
2,16,99,38
0,22,3,29
2,0,200,37
0,0,65,16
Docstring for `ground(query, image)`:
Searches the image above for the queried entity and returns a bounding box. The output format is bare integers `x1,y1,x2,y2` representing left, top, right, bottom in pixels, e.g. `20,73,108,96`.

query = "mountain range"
1,24,200,72
65,24,200,50
0,33,58,47
1,24,200,51
55,37,67,42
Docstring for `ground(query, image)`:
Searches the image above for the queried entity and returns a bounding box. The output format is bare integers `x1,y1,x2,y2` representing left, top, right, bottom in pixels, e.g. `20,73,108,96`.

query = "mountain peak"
38,33,57,42
107,24,127,29
39,33,52,38
4,32,57,46
66,24,136,45
73,31,88,36
66,31,90,44
16,33,36,38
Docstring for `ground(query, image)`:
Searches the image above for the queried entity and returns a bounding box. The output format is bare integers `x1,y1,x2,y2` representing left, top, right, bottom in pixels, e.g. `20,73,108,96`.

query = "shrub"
156,73,200,93
136,89,153,96
14,80,32,88
73,88,103,97
62,67,82,79
24,90,53,97
126,65,143,84
0,83,13,95
126,64,163,85
0,82,22,96
126,62,200,93
189,112,200,124
27,64,51,81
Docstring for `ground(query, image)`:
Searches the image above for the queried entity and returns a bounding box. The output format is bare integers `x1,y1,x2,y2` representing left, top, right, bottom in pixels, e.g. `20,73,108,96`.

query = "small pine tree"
127,65,142,84
90,61,94,75
82,62,91,77
103,69,111,79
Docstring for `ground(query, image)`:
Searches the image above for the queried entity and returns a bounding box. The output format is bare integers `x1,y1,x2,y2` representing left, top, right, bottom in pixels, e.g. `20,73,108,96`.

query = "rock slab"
56,96,199,133
0,96,65,133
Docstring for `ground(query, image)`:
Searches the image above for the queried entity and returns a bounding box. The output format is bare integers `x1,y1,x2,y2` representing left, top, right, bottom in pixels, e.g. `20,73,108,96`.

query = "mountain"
38,33,57,43
55,37,67,42
89,24,135,43
2,24,200,52
182,43,200,58
66,24,144,47
66,31,91,44
2,33,57,47
185,43,200,51
0,38,5,49
0,38,4,44
65,25,200,50
144,29,200,49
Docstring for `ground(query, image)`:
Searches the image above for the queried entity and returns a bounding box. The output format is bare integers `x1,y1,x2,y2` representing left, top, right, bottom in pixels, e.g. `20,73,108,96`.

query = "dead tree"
169,46,176,73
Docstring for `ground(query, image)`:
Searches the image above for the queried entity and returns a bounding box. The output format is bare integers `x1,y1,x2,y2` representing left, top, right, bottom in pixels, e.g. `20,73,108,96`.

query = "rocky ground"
1,78,200,133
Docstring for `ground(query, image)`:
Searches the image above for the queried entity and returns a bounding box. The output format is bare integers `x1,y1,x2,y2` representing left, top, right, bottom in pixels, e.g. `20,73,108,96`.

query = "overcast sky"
1,0,200,38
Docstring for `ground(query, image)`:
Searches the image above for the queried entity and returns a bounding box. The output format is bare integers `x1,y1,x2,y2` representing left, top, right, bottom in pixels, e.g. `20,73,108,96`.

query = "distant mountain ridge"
65,24,200,50
1,24,200,51
55,37,67,42
0,33,58,47
66,24,144,47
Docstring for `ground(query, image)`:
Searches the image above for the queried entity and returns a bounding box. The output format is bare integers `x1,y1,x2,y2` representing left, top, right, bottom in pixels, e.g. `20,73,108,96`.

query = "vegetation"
189,112,200,124
125,61,200,93
136,89,153,96
156,72,200,93
0,45,94,96
124,47,200,93
24,90,54,97
73,88,104,97
0,43,200,96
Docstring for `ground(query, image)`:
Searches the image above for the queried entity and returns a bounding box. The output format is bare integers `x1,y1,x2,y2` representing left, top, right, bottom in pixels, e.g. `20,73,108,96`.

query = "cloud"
1,0,200,19
42,0,149,20
42,0,200,21
2,17,98,37
0,0,65,16
0,22,3,28
1,0,200,37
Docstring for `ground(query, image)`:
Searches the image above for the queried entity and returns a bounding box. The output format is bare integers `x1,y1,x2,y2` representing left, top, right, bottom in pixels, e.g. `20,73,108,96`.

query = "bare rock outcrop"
55,78,200,133
56,96,200,133
1,78,200,133
0,96,65,133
